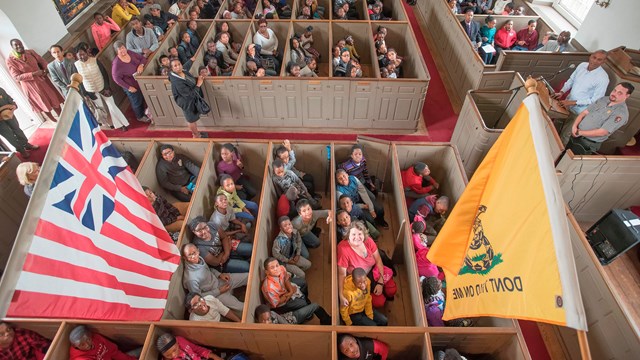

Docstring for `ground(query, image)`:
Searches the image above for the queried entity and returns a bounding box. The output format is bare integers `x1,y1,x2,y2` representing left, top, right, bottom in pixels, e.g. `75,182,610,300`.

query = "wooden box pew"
369,21,430,131
428,331,531,360
494,51,591,90
290,20,331,77
141,323,333,360
599,59,640,154
331,21,377,78
539,212,640,360
556,151,640,226
392,143,523,329
333,141,424,327
336,329,430,360
111,138,154,176
0,319,63,359
477,70,523,90
244,141,335,324
203,20,254,126
412,0,485,109
46,321,151,360
451,88,564,179
249,20,292,76
137,20,215,126
133,139,209,219
0,154,30,271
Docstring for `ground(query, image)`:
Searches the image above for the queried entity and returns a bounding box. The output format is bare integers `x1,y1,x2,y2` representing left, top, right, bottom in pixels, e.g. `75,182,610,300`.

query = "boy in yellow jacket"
340,268,388,326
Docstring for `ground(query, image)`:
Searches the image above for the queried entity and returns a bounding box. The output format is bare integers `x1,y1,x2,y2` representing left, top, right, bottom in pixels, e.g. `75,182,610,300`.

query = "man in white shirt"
186,292,241,322
553,50,610,144
169,0,190,18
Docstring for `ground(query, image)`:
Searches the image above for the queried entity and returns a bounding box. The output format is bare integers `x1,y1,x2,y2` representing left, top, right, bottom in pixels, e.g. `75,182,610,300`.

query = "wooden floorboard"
304,197,333,325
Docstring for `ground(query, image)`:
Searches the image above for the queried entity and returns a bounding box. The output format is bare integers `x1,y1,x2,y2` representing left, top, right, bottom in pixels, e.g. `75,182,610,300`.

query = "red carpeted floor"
21,4,549,359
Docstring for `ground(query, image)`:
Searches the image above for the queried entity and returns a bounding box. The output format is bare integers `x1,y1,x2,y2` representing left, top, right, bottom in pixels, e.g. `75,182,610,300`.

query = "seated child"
408,194,449,220
254,303,320,325
272,216,312,278
412,221,441,279
336,169,389,228
274,139,317,197
338,196,380,240
422,277,472,328
339,144,377,196
292,199,331,249
277,187,299,219
157,333,228,360
272,159,320,209
209,193,252,242
216,142,257,200
340,267,388,326
338,334,389,360
261,257,331,324
185,292,241,322
412,196,450,239
401,162,439,199
143,186,188,233
336,208,380,242
216,174,259,221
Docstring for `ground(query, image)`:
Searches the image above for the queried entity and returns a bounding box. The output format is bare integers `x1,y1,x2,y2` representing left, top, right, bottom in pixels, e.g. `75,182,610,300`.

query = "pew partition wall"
133,0,429,133
2,139,534,360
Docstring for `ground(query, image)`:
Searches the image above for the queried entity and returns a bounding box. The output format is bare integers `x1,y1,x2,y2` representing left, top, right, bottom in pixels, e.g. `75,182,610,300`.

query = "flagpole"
577,330,592,359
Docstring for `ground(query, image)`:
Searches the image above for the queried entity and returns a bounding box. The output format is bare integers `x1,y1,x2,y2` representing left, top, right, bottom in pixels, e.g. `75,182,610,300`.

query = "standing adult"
47,44,78,98
111,0,141,28
554,50,610,143
125,17,159,58
75,47,130,131
111,40,151,123
169,59,208,138
91,12,121,51
6,39,63,123
0,87,39,158
567,83,634,155
512,20,539,51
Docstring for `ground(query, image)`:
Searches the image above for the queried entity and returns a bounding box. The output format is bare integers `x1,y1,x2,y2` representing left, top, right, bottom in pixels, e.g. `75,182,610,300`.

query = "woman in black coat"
169,59,208,138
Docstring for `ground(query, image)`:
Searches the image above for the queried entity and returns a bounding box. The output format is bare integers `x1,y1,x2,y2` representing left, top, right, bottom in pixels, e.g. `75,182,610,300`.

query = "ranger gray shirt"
577,96,629,142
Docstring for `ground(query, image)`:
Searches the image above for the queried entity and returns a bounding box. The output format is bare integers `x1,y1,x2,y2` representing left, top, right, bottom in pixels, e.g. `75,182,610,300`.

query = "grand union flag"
1,90,180,320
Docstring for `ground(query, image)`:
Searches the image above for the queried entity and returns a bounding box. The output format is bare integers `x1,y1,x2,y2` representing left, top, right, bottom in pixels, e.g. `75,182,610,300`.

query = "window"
553,0,594,27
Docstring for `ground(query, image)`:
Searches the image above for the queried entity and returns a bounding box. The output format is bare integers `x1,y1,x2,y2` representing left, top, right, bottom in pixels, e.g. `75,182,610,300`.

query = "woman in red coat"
6,39,63,122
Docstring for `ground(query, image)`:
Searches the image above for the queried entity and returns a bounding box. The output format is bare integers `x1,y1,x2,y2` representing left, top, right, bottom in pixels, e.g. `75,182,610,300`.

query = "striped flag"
428,93,587,330
2,90,180,320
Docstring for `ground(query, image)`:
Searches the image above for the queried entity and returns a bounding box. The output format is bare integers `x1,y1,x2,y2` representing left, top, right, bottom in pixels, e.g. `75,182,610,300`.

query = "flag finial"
69,73,83,92
525,77,539,95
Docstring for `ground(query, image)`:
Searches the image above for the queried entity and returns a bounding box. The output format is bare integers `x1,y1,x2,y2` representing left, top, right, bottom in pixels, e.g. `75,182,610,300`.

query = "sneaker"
120,126,128,132
138,115,151,123
377,219,390,229
19,150,31,159
25,143,39,150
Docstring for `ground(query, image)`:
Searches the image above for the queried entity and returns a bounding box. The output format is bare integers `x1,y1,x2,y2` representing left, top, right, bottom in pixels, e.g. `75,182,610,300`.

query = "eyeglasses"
259,25,267,28
194,225,208,232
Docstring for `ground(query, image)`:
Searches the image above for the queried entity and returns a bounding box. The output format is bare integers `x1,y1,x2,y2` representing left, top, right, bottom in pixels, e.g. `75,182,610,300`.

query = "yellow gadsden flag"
428,94,587,330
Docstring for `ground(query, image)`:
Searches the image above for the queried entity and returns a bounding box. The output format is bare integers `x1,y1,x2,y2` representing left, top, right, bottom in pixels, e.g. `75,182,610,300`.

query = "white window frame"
552,0,594,28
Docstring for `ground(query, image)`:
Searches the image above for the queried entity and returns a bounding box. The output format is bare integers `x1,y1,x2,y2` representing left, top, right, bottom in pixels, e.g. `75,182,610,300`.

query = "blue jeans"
292,303,319,324
235,200,259,220
480,49,494,64
225,242,253,273
302,231,320,249
124,88,145,119
300,242,310,259
350,309,388,326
